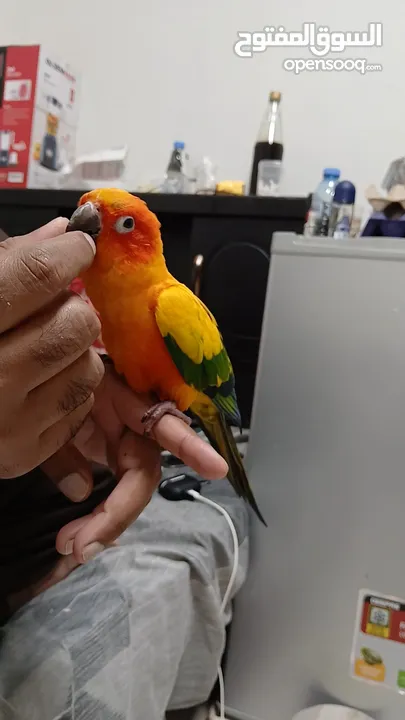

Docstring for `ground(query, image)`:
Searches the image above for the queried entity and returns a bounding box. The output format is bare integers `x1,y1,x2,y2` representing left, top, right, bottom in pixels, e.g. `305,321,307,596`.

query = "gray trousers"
0,481,249,720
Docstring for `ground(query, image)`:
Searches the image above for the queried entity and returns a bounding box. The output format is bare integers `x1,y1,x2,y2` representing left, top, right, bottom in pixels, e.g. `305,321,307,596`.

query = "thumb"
41,443,94,502
0,221,96,334
0,217,69,248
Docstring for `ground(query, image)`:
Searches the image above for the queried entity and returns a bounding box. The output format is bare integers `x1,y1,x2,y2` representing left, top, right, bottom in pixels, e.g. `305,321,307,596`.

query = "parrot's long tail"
191,403,267,526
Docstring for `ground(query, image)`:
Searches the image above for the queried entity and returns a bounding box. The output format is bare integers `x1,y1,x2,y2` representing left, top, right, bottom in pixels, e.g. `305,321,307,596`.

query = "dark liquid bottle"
249,91,283,196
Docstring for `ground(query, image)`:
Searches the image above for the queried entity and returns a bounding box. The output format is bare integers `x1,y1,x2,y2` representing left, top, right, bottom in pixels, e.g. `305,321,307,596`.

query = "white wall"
1,0,403,204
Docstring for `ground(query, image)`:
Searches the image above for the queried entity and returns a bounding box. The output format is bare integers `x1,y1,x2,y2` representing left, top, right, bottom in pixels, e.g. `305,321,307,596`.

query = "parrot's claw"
141,401,192,437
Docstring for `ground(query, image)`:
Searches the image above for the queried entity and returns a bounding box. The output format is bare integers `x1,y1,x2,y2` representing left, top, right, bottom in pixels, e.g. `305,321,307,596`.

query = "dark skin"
1,218,228,605
0,219,103,482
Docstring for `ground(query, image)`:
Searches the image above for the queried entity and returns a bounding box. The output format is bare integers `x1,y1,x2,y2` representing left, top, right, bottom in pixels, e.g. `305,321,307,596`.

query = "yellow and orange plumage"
67,188,265,523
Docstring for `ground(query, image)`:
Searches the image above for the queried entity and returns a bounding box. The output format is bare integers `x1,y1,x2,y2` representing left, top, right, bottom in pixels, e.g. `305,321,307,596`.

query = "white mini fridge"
224,233,405,720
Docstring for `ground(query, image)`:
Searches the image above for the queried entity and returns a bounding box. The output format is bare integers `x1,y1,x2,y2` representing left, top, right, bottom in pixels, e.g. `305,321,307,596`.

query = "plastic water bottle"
163,141,188,193
328,181,356,239
304,168,340,236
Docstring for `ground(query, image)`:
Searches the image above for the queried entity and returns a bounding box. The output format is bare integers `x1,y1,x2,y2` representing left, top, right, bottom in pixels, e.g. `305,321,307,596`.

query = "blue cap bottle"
333,180,356,205
329,181,356,238
323,168,340,179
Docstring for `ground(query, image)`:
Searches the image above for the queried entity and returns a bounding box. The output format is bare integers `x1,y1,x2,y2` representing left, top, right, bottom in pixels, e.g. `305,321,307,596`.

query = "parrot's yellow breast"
82,265,198,411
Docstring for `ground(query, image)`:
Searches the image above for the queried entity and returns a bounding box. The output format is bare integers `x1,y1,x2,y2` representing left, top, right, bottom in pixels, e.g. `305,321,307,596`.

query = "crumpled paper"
365,183,405,212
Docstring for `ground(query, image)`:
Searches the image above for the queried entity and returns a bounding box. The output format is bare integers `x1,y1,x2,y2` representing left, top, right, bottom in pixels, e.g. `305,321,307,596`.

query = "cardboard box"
0,45,80,188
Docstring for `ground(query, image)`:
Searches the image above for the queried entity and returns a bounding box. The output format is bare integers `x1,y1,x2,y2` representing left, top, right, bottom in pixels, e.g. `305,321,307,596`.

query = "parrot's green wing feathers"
155,283,241,426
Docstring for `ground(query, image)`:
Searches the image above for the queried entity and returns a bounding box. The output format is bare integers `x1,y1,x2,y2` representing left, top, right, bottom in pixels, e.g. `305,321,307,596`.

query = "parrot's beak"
66,202,101,240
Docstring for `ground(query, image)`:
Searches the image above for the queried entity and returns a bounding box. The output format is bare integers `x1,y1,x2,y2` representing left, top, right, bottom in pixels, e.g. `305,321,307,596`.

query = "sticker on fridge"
351,589,405,692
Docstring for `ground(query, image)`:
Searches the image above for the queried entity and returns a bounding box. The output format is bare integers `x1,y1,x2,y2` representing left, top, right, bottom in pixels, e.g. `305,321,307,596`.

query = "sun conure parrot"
66,188,265,524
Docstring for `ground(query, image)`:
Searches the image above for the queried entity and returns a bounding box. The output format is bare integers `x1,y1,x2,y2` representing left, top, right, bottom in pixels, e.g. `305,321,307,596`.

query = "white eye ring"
115,216,135,233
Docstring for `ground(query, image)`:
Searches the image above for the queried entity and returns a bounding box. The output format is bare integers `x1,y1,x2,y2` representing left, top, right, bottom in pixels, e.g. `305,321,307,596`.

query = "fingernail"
59,473,89,502
82,542,105,563
47,217,69,231
83,233,96,255
63,540,74,555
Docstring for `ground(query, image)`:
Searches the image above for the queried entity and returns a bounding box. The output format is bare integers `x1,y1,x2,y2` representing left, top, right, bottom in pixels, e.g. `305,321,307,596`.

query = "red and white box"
0,45,80,188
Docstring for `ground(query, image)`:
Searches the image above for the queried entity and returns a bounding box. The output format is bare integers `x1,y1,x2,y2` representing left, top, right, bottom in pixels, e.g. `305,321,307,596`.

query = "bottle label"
330,205,354,239
315,200,332,236
333,213,351,239
304,210,318,237
257,160,282,196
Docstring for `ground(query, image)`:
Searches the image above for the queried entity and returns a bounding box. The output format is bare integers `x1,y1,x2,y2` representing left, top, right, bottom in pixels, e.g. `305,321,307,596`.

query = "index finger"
102,375,228,480
153,414,228,480
0,224,96,333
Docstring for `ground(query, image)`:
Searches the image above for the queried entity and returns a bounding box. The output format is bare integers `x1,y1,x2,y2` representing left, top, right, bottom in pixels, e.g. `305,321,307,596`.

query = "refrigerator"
225,232,405,720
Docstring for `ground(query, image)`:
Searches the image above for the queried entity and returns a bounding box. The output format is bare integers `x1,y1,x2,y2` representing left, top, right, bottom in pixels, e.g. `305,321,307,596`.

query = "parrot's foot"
141,401,192,437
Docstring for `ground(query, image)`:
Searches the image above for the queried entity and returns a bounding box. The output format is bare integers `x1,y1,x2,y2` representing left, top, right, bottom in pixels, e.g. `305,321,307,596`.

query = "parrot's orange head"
66,188,163,271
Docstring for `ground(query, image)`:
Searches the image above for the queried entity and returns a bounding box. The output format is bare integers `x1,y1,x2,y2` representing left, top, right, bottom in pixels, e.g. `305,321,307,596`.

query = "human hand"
55,367,228,563
0,218,105,495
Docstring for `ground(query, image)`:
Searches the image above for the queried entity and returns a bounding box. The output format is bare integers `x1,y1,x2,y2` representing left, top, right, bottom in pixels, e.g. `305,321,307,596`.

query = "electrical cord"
158,475,240,718
186,489,239,720
186,490,239,613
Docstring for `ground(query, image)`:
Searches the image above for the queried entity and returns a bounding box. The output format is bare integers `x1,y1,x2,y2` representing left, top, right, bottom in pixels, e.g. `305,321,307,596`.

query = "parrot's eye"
115,216,135,233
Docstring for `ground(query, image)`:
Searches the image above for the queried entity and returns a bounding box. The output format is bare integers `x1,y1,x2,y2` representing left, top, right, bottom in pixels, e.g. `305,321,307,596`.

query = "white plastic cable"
187,489,240,720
